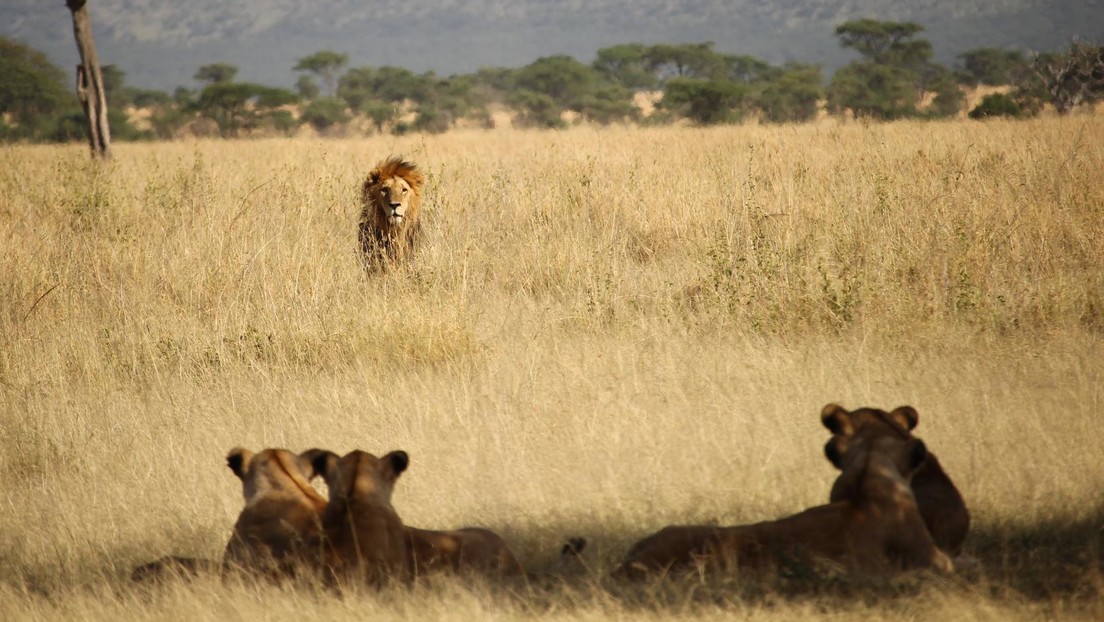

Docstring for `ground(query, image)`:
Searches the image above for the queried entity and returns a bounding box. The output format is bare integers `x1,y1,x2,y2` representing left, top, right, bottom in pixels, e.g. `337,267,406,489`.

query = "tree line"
2,19,1102,142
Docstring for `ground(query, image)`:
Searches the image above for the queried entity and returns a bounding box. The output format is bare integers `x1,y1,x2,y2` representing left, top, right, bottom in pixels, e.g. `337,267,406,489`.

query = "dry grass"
1,116,1102,619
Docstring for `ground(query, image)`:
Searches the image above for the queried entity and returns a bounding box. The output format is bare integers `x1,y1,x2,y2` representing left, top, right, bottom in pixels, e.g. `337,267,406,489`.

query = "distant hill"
3,0,1102,91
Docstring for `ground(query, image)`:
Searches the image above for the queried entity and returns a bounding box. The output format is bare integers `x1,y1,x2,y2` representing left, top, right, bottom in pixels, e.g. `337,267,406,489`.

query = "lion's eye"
401,187,408,194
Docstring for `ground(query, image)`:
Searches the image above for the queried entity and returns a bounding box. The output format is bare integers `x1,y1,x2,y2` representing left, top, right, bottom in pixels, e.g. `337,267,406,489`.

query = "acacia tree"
593,44,656,89
294,51,348,97
827,19,960,119
957,48,1027,86
0,37,70,138
834,19,926,64
65,0,110,158
194,62,238,85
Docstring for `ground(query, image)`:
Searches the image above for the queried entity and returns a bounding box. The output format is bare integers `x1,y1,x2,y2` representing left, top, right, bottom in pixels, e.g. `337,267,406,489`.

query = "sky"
4,1,1103,91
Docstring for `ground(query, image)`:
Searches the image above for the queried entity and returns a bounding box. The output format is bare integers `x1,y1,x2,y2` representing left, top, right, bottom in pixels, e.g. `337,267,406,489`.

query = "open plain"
1,116,1102,619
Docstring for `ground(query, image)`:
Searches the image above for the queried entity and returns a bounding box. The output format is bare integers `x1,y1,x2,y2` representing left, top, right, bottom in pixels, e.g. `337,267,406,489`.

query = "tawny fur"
613,433,953,580
222,448,329,580
821,403,971,557
358,156,425,271
313,449,411,586
404,526,526,578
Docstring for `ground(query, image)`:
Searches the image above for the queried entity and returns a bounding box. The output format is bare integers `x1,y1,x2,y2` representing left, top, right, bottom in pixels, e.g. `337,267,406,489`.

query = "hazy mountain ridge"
2,0,1100,91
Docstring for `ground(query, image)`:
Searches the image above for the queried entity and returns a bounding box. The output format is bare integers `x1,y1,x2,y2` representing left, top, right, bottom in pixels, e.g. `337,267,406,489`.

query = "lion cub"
613,428,952,580
311,449,412,586
222,447,329,579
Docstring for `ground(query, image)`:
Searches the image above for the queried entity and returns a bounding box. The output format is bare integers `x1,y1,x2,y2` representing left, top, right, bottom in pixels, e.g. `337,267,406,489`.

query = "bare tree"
1031,41,1104,114
65,0,111,158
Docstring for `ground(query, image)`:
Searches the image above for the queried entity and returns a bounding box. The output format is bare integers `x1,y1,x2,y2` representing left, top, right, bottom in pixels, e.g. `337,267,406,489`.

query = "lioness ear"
906,440,928,471
308,450,340,484
382,450,409,479
889,406,920,431
297,448,332,481
821,403,854,436
823,438,846,468
226,448,254,480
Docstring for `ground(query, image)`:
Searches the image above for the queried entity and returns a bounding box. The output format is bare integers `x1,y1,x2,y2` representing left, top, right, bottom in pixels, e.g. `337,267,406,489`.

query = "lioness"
612,431,952,580
821,403,970,557
358,156,425,271
222,447,329,579
405,526,525,578
311,449,412,586
310,448,525,580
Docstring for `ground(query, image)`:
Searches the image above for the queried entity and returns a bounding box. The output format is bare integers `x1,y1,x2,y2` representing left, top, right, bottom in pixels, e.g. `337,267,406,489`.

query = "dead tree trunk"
66,0,111,159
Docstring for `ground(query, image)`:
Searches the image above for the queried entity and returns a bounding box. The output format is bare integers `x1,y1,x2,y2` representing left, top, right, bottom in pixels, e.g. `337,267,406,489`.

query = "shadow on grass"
520,502,1104,609
2,505,1100,614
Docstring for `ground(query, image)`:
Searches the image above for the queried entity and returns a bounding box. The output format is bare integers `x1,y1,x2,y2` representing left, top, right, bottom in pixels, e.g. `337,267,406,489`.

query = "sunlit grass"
1,115,1102,619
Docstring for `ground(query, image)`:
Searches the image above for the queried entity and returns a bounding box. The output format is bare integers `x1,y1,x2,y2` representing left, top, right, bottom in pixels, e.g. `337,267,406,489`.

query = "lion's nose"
389,202,402,211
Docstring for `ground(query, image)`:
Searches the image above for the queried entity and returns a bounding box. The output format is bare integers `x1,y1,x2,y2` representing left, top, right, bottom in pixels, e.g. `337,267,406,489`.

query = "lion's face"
370,176,415,227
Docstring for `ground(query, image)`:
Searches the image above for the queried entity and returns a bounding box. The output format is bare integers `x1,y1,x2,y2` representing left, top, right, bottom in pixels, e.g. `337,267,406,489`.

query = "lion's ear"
226,448,254,480
366,168,382,187
906,439,928,472
297,448,332,481
308,450,340,485
823,438,846,468
821,404,854,436
382,450,409,481
889,406,919,431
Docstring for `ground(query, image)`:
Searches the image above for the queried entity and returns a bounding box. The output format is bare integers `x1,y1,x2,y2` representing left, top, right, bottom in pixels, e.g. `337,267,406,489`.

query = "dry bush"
0,116,1102,619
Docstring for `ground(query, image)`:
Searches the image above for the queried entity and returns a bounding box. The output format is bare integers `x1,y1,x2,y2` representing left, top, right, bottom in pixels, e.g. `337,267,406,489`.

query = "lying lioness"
222,447,329,579
405,526,525,577
311,449,412,586
309,448,525,580
613,431,952,579
821,403,970,557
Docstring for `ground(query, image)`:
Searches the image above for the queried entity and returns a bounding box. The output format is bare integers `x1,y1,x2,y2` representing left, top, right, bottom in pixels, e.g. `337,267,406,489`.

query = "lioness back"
312,449,411,586
222,447,328,579
614,428,952,579
405,526,525,577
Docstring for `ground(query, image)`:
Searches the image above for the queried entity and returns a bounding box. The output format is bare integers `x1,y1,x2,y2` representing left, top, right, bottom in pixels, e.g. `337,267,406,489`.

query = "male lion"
222,447,329,579
612,428,952,580
311,449,412,586
820,403,970,557
358,156,425,271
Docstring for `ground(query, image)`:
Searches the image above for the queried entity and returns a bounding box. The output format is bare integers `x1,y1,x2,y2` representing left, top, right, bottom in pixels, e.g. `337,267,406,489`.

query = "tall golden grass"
1,116,1102,620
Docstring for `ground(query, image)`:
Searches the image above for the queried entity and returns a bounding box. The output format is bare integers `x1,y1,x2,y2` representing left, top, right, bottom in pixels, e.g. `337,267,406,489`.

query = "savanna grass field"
2,116,1103,620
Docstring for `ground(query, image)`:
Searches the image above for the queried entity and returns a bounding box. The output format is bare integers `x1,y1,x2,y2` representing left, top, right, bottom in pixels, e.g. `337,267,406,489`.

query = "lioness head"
825,431,928,487
311,449,409,505
223,447,330,578
226,447,328,504
819,402,971,558
364,157,424,228
820,403,918,469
